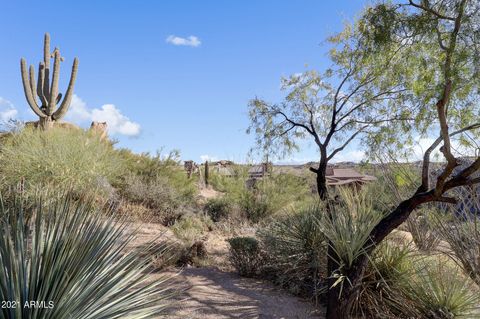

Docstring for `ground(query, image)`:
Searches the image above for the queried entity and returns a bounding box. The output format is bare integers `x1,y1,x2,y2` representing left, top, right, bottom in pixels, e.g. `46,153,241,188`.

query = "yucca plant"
0,193,174,319
320,187,384,269
257,205,327,299
353,241,419,318
401,258,480,319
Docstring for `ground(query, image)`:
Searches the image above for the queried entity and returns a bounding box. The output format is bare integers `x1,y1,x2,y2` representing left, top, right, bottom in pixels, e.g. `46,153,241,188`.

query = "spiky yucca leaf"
320,187,384,268
0,194,174,319
401,258,480,319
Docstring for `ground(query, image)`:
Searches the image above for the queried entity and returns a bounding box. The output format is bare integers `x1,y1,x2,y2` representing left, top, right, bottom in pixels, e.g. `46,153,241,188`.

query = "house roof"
326,168,376,186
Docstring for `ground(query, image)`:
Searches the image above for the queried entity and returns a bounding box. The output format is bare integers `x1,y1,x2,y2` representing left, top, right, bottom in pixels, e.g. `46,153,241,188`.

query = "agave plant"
0,194,174,319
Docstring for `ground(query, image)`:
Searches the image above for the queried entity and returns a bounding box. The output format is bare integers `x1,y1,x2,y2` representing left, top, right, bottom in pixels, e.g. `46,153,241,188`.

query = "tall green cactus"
20,33,78,130
205,161,210,187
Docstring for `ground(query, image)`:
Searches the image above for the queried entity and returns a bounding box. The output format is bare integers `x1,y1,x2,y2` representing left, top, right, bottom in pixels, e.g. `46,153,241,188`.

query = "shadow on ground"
161,267,324,319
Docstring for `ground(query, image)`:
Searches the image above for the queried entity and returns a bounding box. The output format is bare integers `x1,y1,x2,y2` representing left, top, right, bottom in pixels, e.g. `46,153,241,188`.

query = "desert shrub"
227,236,264,277
434,194,480,287
204,197,232,222
406,207,441,252
209,167,312,222
257,205,326,298
240,173,312,221
118,149,197,199
120,173,185,225
401,258,480,319
0,127,124,199
171,213,213,245
116,149,197,223
0,193,173,318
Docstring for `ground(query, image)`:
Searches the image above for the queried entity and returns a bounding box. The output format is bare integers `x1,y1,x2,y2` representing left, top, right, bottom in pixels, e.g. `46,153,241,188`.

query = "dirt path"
162,267,324,319
127,221,324,318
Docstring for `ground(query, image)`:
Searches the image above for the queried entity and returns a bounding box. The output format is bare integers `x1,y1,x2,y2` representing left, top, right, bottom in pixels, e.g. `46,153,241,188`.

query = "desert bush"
401,258,480,319
0,193,173,318
118,149,197,199
257,205,326,298
406,207,441,252
210,167,312,222
120,173,185,225
171,213,213,245
204,197,232,222
434,194,480,287
227,236,264,277
0,127,124,199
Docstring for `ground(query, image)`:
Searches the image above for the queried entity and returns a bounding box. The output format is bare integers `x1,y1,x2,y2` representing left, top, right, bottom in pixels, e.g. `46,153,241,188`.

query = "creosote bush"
204,197,232,222
227,236,265,277
0,192,174,318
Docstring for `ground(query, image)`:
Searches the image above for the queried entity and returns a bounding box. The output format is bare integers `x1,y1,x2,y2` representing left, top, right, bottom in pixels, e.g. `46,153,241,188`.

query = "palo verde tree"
322,1,480,318
247,23,414,200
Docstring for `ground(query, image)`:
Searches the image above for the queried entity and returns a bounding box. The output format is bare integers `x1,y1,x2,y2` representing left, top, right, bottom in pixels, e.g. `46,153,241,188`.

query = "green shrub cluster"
209,167,313,222
0,127,124,199
204,197,232,222
227,236,265,277
116,149,198,223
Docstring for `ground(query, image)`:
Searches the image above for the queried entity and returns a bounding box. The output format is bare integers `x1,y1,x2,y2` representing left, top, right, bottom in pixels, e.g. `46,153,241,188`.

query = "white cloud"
200,155,218,162
330,150,366,163
0,97,18,122
91,104,141,136
65,95,141,137
166,35,201,47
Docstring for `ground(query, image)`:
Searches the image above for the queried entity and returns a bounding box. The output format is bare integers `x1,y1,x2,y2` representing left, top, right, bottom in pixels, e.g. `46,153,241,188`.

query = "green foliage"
117,149,197,223
355,241,419,318
402,259,480,319
0,127,123,198
257,205,326,298
118,148,197,201
227,237,264,277
0,193,173,318
434,195,480,287
204,197,232,222
406,207,441,252
171,213,213,245
320,187,384,269
209,168,312,222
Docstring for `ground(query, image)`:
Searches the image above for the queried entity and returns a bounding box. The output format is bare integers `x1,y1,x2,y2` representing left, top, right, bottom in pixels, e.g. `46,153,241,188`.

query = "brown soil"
128,221,324,318
154,267,324,319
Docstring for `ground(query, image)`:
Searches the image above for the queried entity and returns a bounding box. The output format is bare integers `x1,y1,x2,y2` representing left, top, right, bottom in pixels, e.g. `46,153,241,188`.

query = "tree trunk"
315,157,328,200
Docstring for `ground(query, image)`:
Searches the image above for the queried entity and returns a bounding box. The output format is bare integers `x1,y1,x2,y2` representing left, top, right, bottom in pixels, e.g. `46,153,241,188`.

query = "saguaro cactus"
205,161,210,187
20,33,78,130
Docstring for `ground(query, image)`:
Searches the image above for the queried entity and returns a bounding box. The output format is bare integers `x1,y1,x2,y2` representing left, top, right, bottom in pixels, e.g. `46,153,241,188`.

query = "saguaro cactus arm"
53,57,78,120
43,33,50,101
47,48,61,115
28,65,36,96
37,62,47,106
20,58,46,118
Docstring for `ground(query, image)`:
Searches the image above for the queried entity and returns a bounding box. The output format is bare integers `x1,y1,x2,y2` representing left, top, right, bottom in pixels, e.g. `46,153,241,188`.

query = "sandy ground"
159,267,324,319
127,221,324,318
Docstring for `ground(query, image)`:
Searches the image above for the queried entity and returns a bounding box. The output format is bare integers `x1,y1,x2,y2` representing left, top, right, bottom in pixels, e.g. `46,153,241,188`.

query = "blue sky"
0,1,370,163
